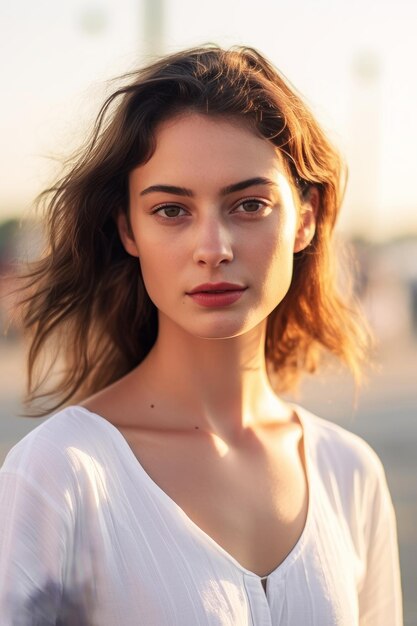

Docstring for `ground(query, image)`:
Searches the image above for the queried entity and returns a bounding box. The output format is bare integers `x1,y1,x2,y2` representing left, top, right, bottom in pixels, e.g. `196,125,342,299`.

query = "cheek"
135,237,182,303
256,218,296,273
255,223,296,303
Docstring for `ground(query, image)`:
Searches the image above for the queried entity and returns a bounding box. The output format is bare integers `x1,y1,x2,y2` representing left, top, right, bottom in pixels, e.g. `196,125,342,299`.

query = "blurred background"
0,0,416,623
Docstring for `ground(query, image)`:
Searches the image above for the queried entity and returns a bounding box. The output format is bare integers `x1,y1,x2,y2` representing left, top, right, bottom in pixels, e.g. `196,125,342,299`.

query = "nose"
192,216,234,267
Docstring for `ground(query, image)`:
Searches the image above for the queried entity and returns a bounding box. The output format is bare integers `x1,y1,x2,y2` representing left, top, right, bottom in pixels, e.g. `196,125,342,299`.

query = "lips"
186,283,247,311
187,282,246,294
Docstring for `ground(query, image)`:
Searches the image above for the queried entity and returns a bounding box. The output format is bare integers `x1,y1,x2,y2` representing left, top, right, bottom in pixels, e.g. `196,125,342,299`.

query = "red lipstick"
186,283,247,308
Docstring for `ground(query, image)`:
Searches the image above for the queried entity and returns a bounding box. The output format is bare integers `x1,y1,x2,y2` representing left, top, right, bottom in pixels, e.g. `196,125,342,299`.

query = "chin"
187,316,264,341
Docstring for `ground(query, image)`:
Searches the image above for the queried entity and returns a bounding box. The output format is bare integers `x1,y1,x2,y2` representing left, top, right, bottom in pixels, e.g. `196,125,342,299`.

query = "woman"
0,45,402,624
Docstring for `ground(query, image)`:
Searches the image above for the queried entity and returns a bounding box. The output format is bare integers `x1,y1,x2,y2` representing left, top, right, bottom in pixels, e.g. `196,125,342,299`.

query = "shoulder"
296,405,396,544
1,406,115,483
296,404,388,494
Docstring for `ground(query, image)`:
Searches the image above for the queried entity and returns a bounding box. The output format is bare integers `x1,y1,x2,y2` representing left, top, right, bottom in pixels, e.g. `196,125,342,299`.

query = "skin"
83,112,318,575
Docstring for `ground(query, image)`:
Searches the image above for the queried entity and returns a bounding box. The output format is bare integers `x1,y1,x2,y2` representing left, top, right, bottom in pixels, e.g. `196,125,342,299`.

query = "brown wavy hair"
18,44,372,415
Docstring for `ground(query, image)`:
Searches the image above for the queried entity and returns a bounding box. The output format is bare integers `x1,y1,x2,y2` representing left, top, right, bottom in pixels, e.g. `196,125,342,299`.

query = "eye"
234,199,268,214
152,204,187,219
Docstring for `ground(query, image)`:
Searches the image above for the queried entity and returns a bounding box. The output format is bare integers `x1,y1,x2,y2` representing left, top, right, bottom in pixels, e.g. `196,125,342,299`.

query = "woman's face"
119,113,316,339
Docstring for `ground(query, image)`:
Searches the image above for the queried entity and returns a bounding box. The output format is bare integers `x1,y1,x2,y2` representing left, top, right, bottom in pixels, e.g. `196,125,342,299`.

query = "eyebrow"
139,177,279,198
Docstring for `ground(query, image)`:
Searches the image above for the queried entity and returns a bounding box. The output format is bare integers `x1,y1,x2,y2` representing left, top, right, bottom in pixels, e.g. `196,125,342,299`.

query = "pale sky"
1,0,416,241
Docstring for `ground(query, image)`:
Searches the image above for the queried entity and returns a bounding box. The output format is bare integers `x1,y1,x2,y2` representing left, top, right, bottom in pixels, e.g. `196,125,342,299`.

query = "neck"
135,313,292,442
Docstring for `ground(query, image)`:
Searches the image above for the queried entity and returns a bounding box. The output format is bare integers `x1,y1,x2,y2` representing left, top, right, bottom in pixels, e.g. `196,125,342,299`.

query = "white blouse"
0,405,402,625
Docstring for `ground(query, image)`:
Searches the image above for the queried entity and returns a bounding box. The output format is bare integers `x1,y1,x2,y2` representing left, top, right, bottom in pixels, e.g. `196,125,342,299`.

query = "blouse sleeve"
0,468,70,625
358,455,403,626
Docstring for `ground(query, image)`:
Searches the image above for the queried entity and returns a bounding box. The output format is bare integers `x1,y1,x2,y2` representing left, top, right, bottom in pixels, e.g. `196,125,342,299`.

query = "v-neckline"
73,403,315,583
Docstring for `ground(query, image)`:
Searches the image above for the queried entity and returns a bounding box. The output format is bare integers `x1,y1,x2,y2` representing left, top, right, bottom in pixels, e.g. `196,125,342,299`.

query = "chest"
119,426,309,577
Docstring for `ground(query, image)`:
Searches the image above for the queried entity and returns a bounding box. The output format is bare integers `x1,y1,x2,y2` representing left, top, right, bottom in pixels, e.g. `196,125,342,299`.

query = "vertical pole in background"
142,0,165,58
346,51,382,240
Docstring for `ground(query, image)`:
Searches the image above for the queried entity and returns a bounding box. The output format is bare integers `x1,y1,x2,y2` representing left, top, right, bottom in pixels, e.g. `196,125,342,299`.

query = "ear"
293,186,318,253
116,211,140,258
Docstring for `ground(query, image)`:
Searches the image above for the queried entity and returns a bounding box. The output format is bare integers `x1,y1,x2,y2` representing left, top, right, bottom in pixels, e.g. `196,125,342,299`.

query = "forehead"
130,113,289,188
